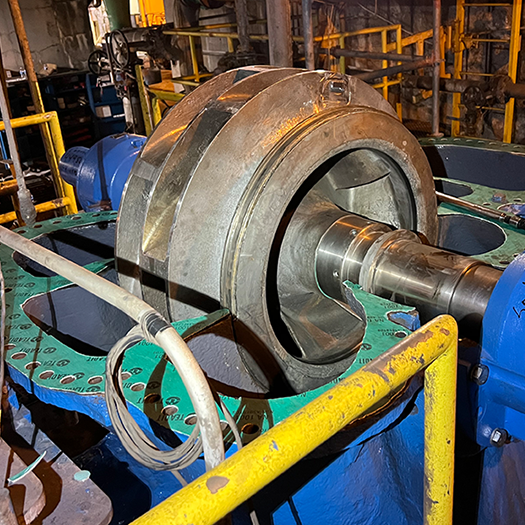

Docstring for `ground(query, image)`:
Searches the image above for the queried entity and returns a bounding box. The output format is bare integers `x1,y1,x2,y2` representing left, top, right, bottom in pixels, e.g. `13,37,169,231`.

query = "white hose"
0,225,225,470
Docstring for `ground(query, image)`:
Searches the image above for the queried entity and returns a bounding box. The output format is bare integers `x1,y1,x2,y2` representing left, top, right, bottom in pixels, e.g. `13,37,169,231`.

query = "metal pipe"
432,0,442,136
131,315,458,525
355,58,434,82
329,48,423,62
403,74,486,93
0,59,35,225
302,0,315,69
266,0,293,67
0,225,225,470
234,0,251,53
436,191,525,229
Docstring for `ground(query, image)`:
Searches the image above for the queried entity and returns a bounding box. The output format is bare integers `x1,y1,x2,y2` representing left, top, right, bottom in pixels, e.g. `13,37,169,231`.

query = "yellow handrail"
0,110,78,220
132,315,457,525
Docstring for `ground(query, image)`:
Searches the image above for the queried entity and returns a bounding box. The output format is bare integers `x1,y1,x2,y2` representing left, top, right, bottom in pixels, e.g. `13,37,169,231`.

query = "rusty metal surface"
2,400,112,525
0,438,45,523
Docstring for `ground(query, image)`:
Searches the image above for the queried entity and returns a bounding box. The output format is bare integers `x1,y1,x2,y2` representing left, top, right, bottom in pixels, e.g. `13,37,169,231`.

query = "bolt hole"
333,270,339,278
39,370,54,380
52,220,61,224
514,253,521,258
514,198,522,202
144,393,161,404
241,423,260,435
185,414,197,425
92,213,100,217
34,224,42,229
6,344,15,350
499,260,511,265
88,375,103,385
25,361,41,370
130,382,145,392
395,331,407,338
483,202,491,206
4,288,12,293
11,352,27,360
121,371,131,380
162,405,179,416
72,216,82,220
60,375,76,384
17,230,26,234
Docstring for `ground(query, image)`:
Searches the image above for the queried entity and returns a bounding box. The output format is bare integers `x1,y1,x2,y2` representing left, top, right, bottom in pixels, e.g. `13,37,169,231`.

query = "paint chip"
271,440,279,451
206,476,230,494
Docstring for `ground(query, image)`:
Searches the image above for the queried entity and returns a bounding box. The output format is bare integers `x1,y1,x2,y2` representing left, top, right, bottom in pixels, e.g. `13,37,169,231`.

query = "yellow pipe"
132,315,457,525
151,97,162,127
381,29,389,100
135,65,153,136
503,0,522,143
386,28,433,51
138,0,148,27
188,35,200,82
0,197,71,224
165,25,401,44
396,25,403,120
452,0,465,137
338,35,345,74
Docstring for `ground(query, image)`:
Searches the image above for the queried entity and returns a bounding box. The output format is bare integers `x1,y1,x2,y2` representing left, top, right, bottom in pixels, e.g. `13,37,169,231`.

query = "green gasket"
2,211,417,443
436,177,525,269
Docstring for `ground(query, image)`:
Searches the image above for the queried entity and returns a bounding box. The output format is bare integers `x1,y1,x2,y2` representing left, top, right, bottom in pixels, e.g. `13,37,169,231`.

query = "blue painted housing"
478,252,525,446
59,134,146,212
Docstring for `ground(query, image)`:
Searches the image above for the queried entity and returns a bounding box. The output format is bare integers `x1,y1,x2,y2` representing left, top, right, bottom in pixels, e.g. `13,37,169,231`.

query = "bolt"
470,364,489,385
492,192,507,204
490,428,508,447
329,80,346,94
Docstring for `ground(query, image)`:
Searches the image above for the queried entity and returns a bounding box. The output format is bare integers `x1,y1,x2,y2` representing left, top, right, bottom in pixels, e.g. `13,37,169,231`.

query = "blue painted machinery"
58,133,145,212
4,68,525,524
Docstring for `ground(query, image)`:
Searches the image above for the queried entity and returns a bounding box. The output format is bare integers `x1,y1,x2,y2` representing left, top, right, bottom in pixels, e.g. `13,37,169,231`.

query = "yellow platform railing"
0,110,77,224
132,314,458,525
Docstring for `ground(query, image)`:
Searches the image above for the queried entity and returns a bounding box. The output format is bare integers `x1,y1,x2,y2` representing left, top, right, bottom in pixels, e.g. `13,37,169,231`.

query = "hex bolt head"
470,364,489,385
490,428,508,447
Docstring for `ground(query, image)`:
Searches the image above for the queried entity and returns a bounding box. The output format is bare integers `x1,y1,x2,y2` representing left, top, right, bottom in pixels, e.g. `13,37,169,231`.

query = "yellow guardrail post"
503,0,522,143
452,0,465,137
424,318,457,524
132,315,457,525
47,113,78,215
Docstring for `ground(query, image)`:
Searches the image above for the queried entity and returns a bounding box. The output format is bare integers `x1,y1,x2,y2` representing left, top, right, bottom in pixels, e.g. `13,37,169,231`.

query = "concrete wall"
0,0,92,73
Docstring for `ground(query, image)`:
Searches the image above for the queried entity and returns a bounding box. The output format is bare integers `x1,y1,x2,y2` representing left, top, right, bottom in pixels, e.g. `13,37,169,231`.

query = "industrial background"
0,1,523,525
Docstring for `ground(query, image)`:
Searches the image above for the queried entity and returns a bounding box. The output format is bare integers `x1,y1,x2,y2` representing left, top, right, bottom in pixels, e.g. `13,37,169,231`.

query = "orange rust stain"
412,330,433,344
440,327,450,336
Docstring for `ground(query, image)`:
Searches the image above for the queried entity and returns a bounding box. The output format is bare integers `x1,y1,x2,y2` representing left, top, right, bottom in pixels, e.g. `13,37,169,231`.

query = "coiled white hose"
0,225,225,470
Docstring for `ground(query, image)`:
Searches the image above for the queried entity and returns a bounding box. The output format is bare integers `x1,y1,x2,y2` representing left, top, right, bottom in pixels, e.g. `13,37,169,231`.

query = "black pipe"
354,58,435,82
329,48,424,63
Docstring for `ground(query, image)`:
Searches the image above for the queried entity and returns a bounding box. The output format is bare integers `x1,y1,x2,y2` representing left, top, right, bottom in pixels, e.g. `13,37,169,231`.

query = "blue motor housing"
59,133,146,212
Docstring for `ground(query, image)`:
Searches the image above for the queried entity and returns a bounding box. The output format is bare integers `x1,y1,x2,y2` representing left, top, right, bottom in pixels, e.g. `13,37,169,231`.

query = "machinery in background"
87,24,184,135
4,67,525,524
